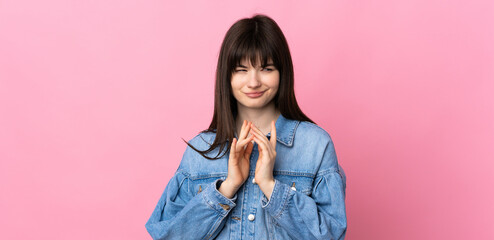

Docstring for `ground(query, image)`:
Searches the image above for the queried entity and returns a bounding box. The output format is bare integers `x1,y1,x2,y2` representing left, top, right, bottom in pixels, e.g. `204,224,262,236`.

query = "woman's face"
231,57,280,110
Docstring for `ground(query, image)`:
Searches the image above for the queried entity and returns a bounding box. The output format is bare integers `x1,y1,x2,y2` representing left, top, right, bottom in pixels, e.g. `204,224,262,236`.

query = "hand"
219,120,254,199
250,120,277,200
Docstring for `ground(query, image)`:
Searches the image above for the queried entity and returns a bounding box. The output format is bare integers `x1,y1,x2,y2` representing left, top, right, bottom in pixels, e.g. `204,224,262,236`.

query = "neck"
235,102,281,136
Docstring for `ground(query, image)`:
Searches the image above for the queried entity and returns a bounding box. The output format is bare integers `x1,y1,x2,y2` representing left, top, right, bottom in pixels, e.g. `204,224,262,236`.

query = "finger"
254,134,271,156
240,141,253,169
229,138,237,160
237,134,255,150
250,123,264,136
255,155,261,173
253,133,276,160
243,142,254,166
250,124,267,139
245,122,253,140
250,127,270,148
244,141,254,157
270,120,277,148
238,121,251,141
252,133,270,157
237,120,246,139
250,124,271,143
256,138,264,160
237,122,252,151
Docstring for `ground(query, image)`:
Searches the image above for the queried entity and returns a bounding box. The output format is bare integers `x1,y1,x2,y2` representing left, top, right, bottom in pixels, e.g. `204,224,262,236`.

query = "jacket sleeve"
145,147,237,240
261,140,347,240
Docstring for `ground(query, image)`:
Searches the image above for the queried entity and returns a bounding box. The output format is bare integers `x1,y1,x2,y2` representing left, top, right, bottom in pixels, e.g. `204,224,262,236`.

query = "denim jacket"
145,113,347,239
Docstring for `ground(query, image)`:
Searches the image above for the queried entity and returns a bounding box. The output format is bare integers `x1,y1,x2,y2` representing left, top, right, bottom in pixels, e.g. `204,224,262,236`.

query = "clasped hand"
218,119,277,200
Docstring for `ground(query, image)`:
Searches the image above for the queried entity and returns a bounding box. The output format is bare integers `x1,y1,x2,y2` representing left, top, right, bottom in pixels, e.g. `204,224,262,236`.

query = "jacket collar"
267,113,300,147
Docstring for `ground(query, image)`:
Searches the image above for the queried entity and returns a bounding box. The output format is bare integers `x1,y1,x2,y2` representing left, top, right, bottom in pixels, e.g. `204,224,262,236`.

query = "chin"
239,101,266,109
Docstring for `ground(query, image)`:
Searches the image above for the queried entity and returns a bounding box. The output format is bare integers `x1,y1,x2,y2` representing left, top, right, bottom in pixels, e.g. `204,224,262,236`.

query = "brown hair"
182,14,315,160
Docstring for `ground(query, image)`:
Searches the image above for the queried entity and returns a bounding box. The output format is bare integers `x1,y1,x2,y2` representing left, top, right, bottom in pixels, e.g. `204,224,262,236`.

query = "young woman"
145,14,347,240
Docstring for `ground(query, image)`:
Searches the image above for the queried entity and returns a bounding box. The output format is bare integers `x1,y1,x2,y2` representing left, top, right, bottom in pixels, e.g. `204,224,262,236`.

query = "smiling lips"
245,90,266,98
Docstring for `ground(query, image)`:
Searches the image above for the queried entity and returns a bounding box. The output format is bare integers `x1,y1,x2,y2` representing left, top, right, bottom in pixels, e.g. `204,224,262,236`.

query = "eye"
235,69,247,72
262,68,274,72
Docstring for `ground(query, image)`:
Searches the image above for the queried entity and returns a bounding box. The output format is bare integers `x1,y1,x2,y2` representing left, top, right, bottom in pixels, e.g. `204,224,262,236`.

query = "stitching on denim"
273,183,291,219
212,182,237,206
273,174,315,194
289,120,300,141
261,179,277,209
201,192,217,213
178,175,188,193
176,171,191,193
189,173,228,180
269,181,284,218
201,187,226,216
177,170,190,178
273,171,314,177
336,168,347,199
204,215,223,240
312,175,324,193
316,168,338,177
276,119,300,147
282,120,300,147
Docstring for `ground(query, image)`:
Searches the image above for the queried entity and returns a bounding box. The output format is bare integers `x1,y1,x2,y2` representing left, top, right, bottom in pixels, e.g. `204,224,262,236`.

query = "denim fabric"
145,113,347,239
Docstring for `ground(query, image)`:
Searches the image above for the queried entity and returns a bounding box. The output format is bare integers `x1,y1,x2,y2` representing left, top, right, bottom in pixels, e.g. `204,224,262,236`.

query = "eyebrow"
236,63,275,68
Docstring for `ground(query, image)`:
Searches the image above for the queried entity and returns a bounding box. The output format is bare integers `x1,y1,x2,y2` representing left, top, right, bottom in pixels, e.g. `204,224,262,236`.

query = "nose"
247,70,262,88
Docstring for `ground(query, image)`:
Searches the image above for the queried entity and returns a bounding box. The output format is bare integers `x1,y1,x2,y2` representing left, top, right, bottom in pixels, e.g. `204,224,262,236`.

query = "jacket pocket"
273,172,315,196
190,174,227,196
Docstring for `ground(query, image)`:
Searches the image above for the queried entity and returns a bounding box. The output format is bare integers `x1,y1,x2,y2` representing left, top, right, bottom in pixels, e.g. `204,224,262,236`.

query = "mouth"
245,90,266,98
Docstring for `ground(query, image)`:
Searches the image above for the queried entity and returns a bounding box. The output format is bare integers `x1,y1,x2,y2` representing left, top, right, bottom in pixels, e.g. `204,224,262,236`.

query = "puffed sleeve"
145,144,238,240
261,139,347,239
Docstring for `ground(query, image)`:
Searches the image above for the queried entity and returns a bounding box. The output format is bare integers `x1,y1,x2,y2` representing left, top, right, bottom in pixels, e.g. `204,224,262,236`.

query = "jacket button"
248,214,255,221
252,178,256,184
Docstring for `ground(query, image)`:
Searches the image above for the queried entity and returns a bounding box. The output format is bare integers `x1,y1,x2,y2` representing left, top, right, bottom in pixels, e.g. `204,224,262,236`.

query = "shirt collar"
266,113,300,147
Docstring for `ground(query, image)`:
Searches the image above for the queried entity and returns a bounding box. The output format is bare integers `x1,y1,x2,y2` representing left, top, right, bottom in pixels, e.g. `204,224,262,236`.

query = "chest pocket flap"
190,174,227,195
274,173,314,196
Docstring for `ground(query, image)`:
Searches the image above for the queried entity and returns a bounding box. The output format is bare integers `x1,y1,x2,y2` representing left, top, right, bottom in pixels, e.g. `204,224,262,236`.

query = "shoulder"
296,120,334,145
177,131,228,176
184,131,217,151
179,131,213,162
295,121,339,172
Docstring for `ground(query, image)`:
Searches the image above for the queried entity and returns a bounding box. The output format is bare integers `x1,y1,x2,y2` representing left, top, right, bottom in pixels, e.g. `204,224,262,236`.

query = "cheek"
268,73,280,90
230,79,242,99
230,76,242,90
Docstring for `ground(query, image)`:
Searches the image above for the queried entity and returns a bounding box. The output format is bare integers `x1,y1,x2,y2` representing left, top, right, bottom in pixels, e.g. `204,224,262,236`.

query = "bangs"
230,35,276,71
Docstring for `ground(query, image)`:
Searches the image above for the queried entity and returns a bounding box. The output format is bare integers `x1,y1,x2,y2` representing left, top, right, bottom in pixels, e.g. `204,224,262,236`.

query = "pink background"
1,0,493,239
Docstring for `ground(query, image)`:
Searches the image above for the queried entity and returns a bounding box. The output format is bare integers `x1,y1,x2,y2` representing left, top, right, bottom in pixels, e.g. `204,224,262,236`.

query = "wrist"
218,179,238,199
259,179,276,200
